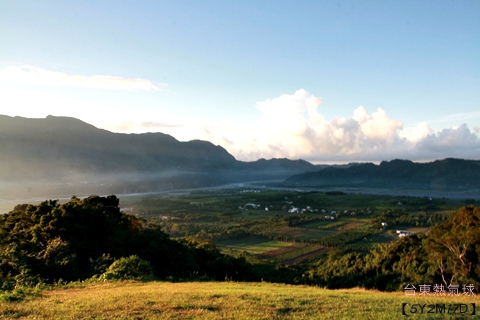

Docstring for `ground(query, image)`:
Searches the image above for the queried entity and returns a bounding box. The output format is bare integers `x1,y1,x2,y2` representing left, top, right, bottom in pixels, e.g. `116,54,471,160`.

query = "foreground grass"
1,281,479,319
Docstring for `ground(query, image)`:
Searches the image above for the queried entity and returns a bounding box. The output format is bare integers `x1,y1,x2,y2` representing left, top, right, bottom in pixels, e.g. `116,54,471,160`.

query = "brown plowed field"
281,246,331,265
259,243,305,258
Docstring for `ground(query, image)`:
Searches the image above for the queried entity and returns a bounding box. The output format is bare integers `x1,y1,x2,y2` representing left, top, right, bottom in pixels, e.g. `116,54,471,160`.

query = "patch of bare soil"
259,243,305,258
281,247,331,265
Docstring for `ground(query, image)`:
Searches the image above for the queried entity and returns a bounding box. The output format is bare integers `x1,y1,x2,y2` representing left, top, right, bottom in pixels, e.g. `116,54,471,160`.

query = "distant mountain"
284,158,480,192
0,115,315,199
1,115,478,205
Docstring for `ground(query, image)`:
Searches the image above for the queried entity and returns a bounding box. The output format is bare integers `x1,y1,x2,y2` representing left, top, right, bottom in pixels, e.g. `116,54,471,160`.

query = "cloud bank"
0,65,163,91
206,89,480,163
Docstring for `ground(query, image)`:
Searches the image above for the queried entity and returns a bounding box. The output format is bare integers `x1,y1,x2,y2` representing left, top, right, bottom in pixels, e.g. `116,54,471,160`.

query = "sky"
1,0,479,164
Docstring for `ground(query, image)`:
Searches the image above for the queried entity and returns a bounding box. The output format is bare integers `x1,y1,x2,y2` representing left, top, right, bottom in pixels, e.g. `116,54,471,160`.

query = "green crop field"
217,238,293,255
2,281,479,319
299,220,346,230
117,189,466,263
217,237,328,264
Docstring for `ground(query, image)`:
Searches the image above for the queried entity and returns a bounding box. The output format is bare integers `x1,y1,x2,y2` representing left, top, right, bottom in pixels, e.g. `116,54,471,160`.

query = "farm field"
217,237,327,264
216,237,293,255
2,281,479,319
118,188,467,262
1,189,459,268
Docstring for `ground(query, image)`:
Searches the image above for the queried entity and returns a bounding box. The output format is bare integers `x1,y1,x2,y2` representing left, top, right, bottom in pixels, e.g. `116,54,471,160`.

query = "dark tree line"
0,195,255,290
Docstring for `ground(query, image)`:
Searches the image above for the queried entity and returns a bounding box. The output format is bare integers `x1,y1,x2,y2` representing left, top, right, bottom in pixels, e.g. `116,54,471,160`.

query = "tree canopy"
0,195,254,289
302,206,480,291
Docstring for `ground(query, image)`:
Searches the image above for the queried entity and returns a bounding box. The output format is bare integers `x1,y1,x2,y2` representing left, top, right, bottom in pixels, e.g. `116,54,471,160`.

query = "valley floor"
1,281,479,319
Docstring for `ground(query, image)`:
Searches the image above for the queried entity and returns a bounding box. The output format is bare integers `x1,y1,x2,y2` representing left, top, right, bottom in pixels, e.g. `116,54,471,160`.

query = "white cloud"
354,106,403,141
4,77,476,163
0,65,164,91
400,122,433,143
418,124,480,153
203,89,480,163
246,90,406,160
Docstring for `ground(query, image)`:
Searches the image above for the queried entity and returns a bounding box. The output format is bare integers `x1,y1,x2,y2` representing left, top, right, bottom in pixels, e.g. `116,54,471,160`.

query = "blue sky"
1,0,479,163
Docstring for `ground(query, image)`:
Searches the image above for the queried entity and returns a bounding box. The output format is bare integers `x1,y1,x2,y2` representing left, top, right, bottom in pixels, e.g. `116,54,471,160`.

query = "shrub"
103,256,153,280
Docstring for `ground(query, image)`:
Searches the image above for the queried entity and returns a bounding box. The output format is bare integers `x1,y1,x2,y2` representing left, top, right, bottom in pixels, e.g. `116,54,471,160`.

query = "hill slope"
2,281,479,319
0,115,315,199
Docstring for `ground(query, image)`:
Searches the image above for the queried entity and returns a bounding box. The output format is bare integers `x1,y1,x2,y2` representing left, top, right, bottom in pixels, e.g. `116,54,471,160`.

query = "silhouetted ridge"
0,115,315,199
285,158,480,191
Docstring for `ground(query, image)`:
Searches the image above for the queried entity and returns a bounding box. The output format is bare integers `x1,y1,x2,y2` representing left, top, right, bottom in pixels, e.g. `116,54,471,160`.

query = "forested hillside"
0,195,255,290
285,158,480,192
301,205,480,291
1,194,479,293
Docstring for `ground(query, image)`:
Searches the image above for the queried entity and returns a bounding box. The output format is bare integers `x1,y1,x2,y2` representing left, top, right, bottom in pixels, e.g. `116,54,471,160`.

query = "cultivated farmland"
120,188,464,263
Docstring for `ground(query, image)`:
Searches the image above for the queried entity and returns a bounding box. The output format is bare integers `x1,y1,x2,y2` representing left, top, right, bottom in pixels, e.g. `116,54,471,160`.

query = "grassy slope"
2,281,479,319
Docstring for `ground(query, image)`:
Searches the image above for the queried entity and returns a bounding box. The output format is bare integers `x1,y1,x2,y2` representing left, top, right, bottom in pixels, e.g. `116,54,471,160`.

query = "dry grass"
1,281,479,319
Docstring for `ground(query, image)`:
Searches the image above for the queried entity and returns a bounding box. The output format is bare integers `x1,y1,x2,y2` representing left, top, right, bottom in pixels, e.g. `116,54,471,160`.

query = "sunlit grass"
2,281,479,319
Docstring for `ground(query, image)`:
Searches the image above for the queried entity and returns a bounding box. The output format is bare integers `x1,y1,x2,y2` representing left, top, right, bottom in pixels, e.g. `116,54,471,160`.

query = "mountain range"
0,115,315,199
285,158,480,193
1,115,479,204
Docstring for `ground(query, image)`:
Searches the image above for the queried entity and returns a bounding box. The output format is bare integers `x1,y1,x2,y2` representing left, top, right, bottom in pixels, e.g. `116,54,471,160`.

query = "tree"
0,195,257,286
363,234,433,291
425,206,480,286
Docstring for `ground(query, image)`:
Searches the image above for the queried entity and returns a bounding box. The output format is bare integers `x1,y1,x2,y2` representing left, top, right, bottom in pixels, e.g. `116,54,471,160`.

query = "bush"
103,256,153,280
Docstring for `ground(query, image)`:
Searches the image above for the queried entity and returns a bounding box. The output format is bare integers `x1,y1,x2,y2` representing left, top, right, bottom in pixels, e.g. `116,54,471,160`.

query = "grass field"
1,281,479,319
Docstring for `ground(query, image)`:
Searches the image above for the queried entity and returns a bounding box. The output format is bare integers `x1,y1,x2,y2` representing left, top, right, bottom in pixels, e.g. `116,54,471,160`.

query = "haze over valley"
1,114,479,214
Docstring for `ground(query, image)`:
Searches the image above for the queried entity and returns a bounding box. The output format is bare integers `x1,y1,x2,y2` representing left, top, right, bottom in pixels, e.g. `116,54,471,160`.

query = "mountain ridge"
284,157,480,192
0,115,315,199
1,115,479,203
